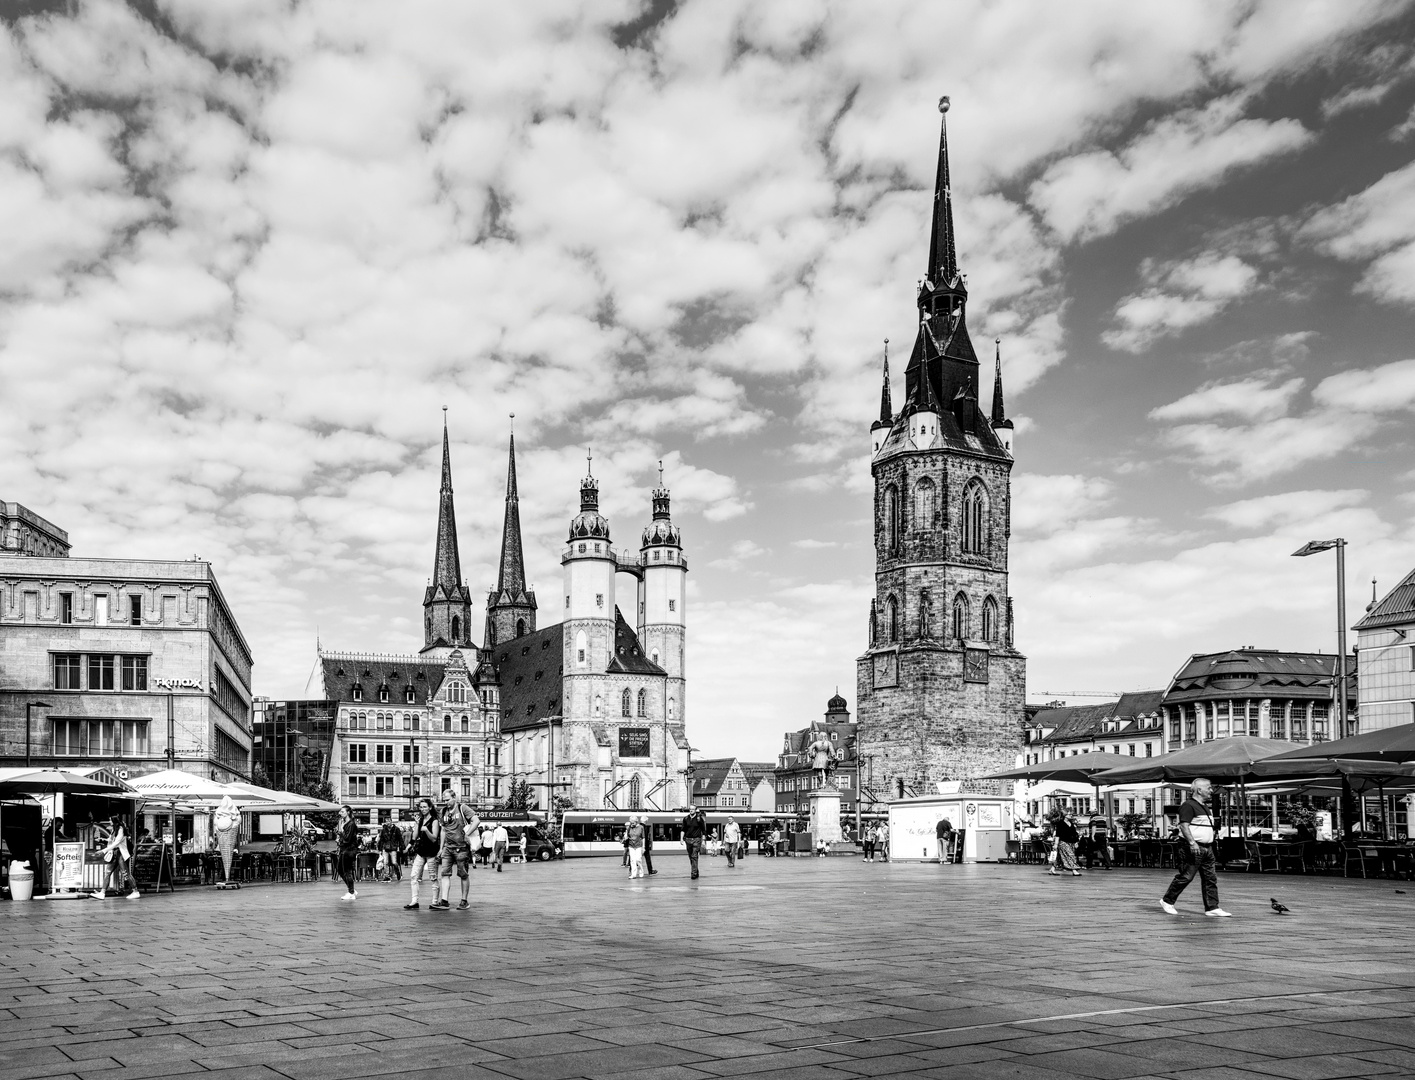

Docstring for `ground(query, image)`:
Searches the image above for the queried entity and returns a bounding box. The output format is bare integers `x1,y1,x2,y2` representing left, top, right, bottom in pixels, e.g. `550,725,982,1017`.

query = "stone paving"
3,854,1415,1080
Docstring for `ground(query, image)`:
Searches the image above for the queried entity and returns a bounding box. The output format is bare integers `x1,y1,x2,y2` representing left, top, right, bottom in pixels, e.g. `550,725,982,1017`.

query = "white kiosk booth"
888,793,1014,863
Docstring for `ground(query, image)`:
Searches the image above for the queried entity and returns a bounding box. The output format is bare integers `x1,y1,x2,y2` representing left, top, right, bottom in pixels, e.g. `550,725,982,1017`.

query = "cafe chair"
1340,843,1367,878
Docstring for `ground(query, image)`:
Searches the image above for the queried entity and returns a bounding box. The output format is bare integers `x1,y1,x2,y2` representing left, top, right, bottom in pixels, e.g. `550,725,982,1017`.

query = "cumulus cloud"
1303,159,1415,303
1105,253,1263,352
1030,95,1311,244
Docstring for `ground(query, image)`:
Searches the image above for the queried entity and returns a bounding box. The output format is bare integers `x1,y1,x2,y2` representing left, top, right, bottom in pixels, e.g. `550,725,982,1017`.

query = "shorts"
440,843,471,874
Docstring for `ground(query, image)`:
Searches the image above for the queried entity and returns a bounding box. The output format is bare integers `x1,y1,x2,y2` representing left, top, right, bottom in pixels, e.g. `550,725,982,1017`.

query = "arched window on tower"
424,615,431,638
576,629,587,667
961,480,988,555
667,697,677,720
622,688,632,717
982,596,999,643
593,694,602,716
913,477,936,532
886,595,899,643
487,623,497,646
952,593,970,641
629,774,642,810
516,617,526,638
637,688,646,717
450,615,460,642
883,484,900,553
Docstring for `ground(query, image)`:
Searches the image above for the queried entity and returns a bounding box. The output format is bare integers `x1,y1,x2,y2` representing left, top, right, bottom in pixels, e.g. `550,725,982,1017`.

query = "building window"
451,615,461,641
94,595,109,625
461,715,469,732
52,719,149,757
668,697,676,720
637,688,647,717
516,618,526,637
1145,743,1153,757
379,685,389,703
460,746,471,765
442,715,451,732
348,743,367,763
346,776,367,798
912,477,936,530
961,480,987,554
405,685,416,704
375,744,394,764
129,595,142,626
352,686,363,702
462,778,472,798
883,484,900,553
629,775,642,810
441,745,451,765
886,595,898,643
88,654,115,691
53,653,82,690
982,597,998,642
60,593,73,624
622,688,632,716
668,599,676,612
402,744,420,764
951,593,969,641
121,656,148,691
1128,745,1135,757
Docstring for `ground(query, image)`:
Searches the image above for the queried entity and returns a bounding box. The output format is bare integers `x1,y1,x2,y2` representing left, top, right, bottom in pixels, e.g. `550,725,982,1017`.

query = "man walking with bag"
1161,778,1231,918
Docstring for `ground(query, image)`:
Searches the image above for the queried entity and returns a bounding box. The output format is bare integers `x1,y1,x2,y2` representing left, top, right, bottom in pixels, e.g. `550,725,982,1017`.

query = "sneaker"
126,890,140,900
340,892,356,901
457,900,469,910
1160,900,1178,915
403,902,419,910
91,891,106,899
1204,908,1232,918
430,899,449,910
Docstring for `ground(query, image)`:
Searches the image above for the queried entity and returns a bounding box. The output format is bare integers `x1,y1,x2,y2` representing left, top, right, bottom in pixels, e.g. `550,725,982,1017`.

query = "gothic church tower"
422,413,473,654
484,426,537,647
856,98,1026,792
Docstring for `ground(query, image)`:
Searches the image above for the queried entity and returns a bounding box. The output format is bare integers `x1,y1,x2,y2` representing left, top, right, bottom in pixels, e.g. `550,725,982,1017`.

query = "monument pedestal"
807,787,843,845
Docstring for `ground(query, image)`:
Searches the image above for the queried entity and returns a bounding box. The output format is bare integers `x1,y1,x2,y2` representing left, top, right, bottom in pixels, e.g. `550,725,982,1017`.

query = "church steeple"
485,417,537,647
927,96,959,287
423,409,472,653
877,340,892,425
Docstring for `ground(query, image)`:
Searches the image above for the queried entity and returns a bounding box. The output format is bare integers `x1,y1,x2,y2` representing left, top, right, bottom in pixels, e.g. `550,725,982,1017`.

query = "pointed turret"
990,338,1015,453
871,340,893,457
423,410,473,653
485,418,537,647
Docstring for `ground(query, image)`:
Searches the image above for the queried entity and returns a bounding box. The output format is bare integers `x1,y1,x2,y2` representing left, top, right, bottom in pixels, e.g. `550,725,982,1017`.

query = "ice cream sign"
153,677,204,691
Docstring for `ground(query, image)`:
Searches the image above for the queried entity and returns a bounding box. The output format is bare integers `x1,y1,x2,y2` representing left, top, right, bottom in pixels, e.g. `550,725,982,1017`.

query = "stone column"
808,788,843,845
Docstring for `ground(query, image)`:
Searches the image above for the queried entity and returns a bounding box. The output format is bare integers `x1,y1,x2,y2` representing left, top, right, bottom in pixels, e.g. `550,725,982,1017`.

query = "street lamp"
1292,538,1350,740
25,701,52,767
683,745,699,811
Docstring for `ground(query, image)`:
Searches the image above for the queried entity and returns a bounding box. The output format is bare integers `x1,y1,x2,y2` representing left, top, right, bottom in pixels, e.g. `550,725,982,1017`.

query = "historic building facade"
855,100,1027,793
775,693,861,820
0,551,254,781
313,421,690,819
1,501,69,558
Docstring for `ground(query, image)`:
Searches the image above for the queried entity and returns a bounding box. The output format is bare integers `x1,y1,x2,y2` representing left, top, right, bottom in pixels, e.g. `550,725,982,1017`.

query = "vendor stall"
889,793,1014,863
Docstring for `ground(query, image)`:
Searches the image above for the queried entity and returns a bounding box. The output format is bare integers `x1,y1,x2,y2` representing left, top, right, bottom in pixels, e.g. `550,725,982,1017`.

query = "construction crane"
1030,690,1126,699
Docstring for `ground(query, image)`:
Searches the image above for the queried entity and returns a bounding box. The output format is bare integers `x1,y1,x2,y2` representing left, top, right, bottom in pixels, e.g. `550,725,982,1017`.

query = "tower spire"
991,338,1006,424
878,339,892,424
432,408,461,589
926,96,958,286
496,417,527,596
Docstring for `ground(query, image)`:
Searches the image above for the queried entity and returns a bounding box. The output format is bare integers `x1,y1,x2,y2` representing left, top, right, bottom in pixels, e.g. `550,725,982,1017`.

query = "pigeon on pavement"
1270,898,1290,915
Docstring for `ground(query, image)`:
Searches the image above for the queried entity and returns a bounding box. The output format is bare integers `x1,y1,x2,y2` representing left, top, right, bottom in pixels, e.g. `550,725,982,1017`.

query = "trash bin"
9,860,35,901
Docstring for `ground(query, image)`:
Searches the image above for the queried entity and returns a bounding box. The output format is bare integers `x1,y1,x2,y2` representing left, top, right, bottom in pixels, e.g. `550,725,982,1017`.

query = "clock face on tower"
963,648,989,684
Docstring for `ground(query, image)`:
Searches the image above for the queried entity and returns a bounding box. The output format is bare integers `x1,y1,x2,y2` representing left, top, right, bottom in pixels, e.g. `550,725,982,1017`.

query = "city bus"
560,810,779,857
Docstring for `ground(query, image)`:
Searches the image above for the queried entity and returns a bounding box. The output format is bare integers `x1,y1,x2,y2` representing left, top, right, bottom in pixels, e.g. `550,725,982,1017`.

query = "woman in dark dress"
1048,812,1082,877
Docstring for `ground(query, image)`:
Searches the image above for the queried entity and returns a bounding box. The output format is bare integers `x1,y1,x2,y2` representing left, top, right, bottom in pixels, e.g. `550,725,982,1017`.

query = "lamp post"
25,701,52,767
683,745,699,812
1292,538,1350,740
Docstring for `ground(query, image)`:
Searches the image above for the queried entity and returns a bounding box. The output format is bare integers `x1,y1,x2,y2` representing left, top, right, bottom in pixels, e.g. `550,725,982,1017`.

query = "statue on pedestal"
805,732,839,789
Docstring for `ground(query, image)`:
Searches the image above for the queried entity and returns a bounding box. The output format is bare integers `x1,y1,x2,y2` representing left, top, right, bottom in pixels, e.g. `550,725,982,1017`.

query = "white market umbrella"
223,782,339,813
129,770,273,805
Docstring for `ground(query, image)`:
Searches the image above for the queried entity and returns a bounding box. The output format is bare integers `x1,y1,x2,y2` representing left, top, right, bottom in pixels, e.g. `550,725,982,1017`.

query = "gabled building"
1354,568,1415,731
856,100,1026,793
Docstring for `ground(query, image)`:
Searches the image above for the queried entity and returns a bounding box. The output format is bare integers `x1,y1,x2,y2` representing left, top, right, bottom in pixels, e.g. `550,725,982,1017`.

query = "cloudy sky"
4,0,1415,759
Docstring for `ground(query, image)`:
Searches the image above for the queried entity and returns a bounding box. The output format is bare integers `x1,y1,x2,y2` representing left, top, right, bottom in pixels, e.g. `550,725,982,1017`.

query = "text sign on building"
619,727,651,758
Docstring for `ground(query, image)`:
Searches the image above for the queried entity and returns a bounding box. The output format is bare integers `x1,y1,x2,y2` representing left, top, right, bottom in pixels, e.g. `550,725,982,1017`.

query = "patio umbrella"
981,752,1133,784
1261,722,1415,763
128,769,273,804
222,782,339,812
0,768,142,887
1250,757,1415,786
1094,736,1292,785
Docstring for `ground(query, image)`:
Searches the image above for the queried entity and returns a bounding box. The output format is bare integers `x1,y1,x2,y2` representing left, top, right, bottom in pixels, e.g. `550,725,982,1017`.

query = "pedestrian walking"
1048,811,1082,877
477,825,494,868
1161,778,1231,917
518,831,528,863
877,822,890,862
625,815,647,879
492,822,509,872
404,798,439,910
92,815,138,900
723,817,741,868
1086,814,1112,870
334,805,360,901
862,824,876,862
378,819,404,881
433,789,477,911
682,805,707,879
642,819,658,875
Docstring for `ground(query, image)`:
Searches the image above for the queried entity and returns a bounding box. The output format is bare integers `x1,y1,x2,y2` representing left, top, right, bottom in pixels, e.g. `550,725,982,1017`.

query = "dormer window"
379,685,390,703
405,686,416,704
351,685,363,702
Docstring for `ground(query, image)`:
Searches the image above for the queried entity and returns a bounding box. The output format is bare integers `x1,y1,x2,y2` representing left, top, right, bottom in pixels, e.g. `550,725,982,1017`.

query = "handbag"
102,849,114,863
375,852,387,872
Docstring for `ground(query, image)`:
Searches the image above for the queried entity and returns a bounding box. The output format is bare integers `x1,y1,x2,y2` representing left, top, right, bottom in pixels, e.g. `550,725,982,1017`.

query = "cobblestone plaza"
4,858,1414,1080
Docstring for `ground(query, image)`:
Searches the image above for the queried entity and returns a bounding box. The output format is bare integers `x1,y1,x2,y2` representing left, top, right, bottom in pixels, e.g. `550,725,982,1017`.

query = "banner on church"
618,727,651,758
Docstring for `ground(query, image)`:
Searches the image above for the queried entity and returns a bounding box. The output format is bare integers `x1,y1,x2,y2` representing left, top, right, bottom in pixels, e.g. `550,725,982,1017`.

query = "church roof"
1031,702,1117,744
876,398,1011,461
494,429,530,600
426,417,467,601
490,623,564,733
1354,565,1415,631
319,653,446,704
607,610,667,675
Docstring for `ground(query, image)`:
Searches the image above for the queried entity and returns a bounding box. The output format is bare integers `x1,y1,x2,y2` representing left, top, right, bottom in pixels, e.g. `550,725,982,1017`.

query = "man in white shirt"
723,817,741,868
492,822,509,872
1161,778,1230,918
